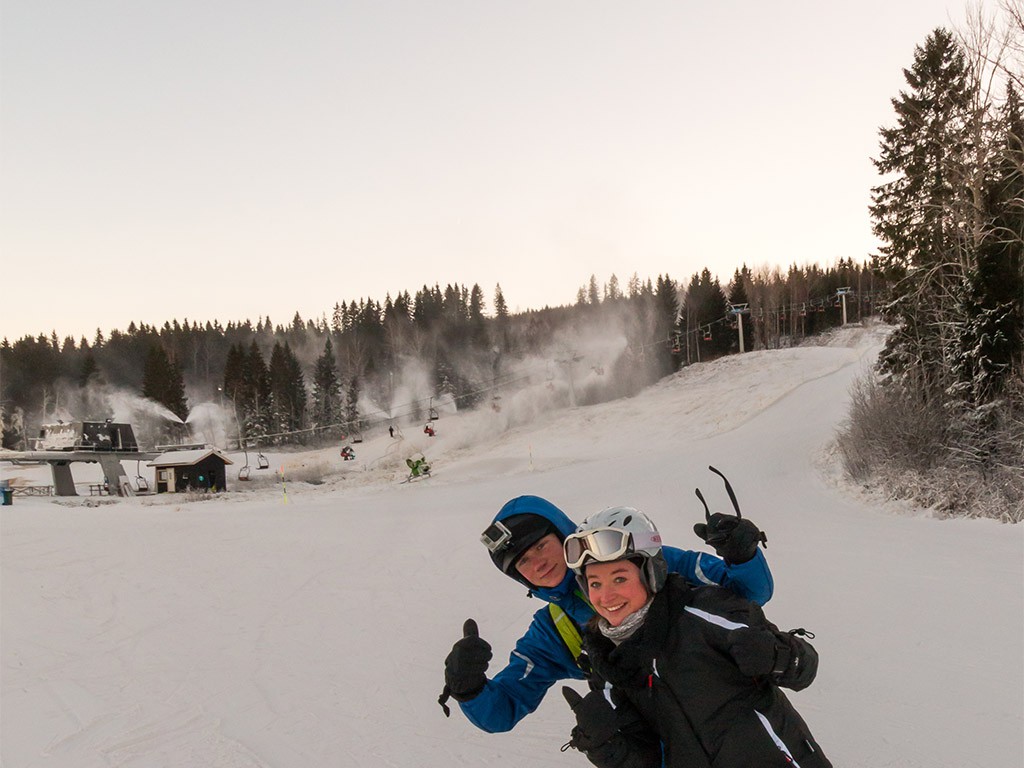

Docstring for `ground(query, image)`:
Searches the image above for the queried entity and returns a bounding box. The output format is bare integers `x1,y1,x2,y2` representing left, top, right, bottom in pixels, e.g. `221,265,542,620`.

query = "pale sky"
1,0,977,342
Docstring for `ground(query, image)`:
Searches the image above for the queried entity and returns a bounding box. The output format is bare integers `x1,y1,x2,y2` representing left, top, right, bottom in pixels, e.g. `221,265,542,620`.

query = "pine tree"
494,284,510,352
468,284,487,344
141,344,188,421
654,275,679,374
241,341,271,442
79,352,99,388
870,27,975,392
605,274,622,302
682,269,730,361
871,28,972,276
311,337,342,432
344,375,361,431
222,344,245,403
951,83,1024,402
493,284,508,319
267,341,306,439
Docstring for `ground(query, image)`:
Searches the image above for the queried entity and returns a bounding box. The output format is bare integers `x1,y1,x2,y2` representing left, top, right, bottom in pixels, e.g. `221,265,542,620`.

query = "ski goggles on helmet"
563,527,661,570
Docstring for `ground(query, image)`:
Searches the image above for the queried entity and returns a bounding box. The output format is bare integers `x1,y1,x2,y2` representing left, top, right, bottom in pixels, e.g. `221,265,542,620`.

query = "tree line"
1,264,868,450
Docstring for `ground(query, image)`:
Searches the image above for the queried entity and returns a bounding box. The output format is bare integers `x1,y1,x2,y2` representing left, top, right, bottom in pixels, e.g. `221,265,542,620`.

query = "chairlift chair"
238,445,252,480
135,461,150,493
703,329,713,342
257,451,269,470
352,432,364,444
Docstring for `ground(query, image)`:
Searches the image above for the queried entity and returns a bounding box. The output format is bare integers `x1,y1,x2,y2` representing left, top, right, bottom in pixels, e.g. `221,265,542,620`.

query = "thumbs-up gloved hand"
444,619,492,702
562,686,619,751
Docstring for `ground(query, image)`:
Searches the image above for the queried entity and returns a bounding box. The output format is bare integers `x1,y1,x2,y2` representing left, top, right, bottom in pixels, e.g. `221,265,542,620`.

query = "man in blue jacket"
439,494,773,732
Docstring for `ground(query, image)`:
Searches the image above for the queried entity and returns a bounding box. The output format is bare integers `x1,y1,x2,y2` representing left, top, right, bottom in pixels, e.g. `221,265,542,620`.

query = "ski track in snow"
2,324,1021,767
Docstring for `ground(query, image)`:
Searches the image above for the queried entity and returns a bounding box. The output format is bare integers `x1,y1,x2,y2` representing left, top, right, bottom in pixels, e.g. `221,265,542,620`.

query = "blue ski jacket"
458,495,774,733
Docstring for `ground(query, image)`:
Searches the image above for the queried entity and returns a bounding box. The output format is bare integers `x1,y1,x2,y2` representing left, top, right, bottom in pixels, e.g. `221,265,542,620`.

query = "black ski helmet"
482,513,559,579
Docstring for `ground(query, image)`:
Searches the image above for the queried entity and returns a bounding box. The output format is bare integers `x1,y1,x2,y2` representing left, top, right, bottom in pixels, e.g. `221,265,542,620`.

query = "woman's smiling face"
583,559,649,627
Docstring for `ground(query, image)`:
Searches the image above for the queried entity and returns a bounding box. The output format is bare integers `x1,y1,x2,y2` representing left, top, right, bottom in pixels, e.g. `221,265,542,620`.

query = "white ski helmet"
564,506,668,593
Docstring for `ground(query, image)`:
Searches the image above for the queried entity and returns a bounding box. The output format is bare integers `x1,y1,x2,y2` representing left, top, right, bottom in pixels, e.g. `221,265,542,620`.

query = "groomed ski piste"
2,324,1022,767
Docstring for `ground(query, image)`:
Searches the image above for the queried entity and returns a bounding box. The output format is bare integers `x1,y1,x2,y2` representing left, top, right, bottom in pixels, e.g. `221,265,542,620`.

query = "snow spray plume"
185,402,232,447
39,381,186,449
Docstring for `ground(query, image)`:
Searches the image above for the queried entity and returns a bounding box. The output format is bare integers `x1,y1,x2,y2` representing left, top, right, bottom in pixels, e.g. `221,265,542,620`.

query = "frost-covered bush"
838,372,1024,522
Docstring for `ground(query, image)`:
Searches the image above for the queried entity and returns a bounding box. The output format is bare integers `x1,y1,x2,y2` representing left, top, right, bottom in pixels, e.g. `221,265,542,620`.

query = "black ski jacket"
576,574,831,768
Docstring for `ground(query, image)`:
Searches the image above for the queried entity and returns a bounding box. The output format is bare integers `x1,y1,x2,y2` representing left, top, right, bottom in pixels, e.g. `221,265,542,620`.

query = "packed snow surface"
2,325,1022,767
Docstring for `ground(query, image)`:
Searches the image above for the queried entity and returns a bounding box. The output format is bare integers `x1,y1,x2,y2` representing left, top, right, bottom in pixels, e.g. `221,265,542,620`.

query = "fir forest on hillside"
0,262,877,451
2,23,1023,519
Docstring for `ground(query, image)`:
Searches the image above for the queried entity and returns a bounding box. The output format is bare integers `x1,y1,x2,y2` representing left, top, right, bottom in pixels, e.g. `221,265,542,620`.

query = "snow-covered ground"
2,325,1022,768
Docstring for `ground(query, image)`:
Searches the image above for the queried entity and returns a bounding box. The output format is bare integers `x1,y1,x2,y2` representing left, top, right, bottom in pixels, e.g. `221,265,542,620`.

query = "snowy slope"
2,325,1022,768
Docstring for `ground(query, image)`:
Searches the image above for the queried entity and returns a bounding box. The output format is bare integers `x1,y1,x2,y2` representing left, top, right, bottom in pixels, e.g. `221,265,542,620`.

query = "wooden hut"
148,448,233,493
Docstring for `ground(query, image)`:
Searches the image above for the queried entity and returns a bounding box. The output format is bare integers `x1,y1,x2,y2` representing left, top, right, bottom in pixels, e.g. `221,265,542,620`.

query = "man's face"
513,533,566,588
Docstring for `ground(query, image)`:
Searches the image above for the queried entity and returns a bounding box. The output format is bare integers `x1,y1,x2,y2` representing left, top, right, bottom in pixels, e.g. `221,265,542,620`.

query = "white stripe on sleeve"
512,651,535,680
692,554,719,586
684,605,749,631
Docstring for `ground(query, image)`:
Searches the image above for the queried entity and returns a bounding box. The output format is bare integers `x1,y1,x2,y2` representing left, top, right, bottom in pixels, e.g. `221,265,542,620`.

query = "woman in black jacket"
561,506,831,768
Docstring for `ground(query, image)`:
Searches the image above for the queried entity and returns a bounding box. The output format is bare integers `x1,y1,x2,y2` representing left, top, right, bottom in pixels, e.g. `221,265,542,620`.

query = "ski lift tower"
556,353,583,407
836,287,853,326
728,303,750,353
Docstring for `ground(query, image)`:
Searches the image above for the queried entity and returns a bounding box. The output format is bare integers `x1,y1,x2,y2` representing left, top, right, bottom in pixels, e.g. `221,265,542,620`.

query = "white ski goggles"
563,527,661,570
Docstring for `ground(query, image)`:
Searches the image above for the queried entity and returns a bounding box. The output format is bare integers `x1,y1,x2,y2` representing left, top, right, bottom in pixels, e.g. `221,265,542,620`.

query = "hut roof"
147,448,234,467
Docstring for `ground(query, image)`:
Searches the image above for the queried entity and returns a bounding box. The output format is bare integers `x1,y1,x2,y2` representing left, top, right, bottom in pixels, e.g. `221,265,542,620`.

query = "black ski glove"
693,514,766,565
443,619,492,702
727,627,791,679
562,686,620,752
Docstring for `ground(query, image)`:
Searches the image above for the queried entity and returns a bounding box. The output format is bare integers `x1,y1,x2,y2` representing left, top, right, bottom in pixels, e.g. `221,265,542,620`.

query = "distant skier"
438,483,772,732
389,426,395,438
424,424,436,437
